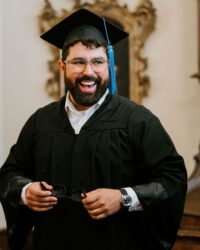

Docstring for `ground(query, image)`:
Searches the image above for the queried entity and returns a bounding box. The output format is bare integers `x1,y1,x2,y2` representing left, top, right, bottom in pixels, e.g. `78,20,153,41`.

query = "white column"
0,0,6,230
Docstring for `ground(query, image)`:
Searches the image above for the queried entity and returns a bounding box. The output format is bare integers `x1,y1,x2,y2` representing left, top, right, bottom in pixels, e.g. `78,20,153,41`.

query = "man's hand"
25,182,57,212
82,188,121,220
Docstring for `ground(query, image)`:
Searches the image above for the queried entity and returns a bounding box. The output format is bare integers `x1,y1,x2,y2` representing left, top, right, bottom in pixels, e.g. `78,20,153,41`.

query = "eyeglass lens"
40,181,87,202
65,58,107,73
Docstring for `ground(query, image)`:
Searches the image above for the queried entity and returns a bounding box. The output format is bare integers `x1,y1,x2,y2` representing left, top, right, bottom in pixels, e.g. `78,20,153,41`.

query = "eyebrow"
69,57,107,60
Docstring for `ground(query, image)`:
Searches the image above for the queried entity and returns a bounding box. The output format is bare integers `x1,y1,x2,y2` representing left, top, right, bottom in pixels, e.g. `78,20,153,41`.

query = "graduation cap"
40,8,129,94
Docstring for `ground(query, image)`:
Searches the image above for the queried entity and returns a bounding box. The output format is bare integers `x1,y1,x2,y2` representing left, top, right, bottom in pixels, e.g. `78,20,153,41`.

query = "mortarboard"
40,8,129,94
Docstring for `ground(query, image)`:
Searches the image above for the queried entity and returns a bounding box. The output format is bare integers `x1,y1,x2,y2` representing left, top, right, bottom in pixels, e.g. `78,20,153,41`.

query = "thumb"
40,181,53,191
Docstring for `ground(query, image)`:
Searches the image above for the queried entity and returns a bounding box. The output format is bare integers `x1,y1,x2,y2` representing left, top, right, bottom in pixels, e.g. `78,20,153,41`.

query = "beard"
64,75,109,107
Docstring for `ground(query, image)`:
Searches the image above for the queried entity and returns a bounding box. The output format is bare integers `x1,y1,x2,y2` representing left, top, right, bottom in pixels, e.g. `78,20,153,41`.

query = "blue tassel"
107,45,118,94
103,18,118,95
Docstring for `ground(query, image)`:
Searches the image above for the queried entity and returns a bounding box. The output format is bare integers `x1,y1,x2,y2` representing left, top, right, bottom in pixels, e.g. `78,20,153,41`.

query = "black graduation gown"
0,94,187,250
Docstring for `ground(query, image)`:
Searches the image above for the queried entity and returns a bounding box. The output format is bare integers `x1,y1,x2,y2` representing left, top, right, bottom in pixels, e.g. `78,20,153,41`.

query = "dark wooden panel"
173,145,200,250
173,238,200,250
0,230,32,250
0,230,9,250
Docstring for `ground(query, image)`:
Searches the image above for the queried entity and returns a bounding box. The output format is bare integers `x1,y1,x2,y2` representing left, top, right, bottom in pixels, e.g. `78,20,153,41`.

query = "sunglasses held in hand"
40,180,87,202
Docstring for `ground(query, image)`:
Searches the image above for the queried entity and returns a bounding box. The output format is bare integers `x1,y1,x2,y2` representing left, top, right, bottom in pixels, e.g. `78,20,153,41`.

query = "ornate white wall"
143,0,200,179
0,0,200,229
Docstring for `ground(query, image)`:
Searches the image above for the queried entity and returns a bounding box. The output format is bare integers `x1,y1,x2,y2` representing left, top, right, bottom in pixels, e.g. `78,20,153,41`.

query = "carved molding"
38,0,156,103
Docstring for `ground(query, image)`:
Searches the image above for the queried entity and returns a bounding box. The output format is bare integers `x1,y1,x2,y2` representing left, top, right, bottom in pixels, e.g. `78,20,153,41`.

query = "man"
0,8,187,250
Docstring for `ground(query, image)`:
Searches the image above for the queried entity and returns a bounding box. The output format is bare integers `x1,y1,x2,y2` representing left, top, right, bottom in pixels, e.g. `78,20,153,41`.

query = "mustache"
75,76,101,85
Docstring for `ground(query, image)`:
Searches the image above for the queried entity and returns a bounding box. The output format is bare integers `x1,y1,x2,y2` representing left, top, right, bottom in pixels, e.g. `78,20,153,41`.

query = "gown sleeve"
0,113,37,206
128,106,187,248
0,113,38,249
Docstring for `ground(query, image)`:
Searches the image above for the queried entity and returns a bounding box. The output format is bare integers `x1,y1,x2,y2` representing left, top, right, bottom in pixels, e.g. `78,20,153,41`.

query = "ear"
58,60,65,72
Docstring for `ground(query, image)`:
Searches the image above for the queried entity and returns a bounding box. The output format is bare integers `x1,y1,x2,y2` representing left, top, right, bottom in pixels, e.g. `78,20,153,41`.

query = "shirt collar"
65,88,109,114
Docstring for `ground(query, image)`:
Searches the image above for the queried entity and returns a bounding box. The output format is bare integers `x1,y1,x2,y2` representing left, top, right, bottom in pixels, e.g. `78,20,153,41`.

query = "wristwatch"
120,188,132,209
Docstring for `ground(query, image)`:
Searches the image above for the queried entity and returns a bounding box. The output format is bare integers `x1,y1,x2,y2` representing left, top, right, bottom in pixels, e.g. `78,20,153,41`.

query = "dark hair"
61,39,107,61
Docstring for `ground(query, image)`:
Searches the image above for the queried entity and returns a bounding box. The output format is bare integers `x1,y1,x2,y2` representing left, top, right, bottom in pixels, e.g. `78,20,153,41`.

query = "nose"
82,62,95,75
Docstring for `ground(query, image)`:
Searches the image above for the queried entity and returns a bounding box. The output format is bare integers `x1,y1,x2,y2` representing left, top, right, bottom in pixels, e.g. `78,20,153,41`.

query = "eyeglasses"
64,57,108,73
40,180,87,202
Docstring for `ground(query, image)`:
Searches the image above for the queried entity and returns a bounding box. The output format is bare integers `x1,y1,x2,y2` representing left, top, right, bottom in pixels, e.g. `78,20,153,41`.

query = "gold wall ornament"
38,0,156,103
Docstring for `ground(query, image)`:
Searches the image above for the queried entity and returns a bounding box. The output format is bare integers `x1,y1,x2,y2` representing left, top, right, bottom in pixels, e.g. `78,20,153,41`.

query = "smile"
79,81,96,89
78,81,97,94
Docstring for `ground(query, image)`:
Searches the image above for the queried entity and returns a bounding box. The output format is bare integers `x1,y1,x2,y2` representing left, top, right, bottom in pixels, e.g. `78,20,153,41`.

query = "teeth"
80,82,95,88
81,81,95,86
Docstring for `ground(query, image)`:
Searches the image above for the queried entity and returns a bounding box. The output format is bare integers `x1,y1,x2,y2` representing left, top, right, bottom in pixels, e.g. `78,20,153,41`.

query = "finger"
88,207,102,216
83,200,99,210
81,192,87,199
27,195,58,203
89,213,106,221
28,185,53,196
28,205,54,212
27,199,57,208
83,195,106,210
82,194,98,205
26,190,52,200
26,185,51,198
35,190,52,197
27,196,57,210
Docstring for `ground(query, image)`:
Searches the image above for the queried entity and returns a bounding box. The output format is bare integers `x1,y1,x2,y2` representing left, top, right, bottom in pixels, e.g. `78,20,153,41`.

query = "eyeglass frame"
40,180,87,202
63,57,109,73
